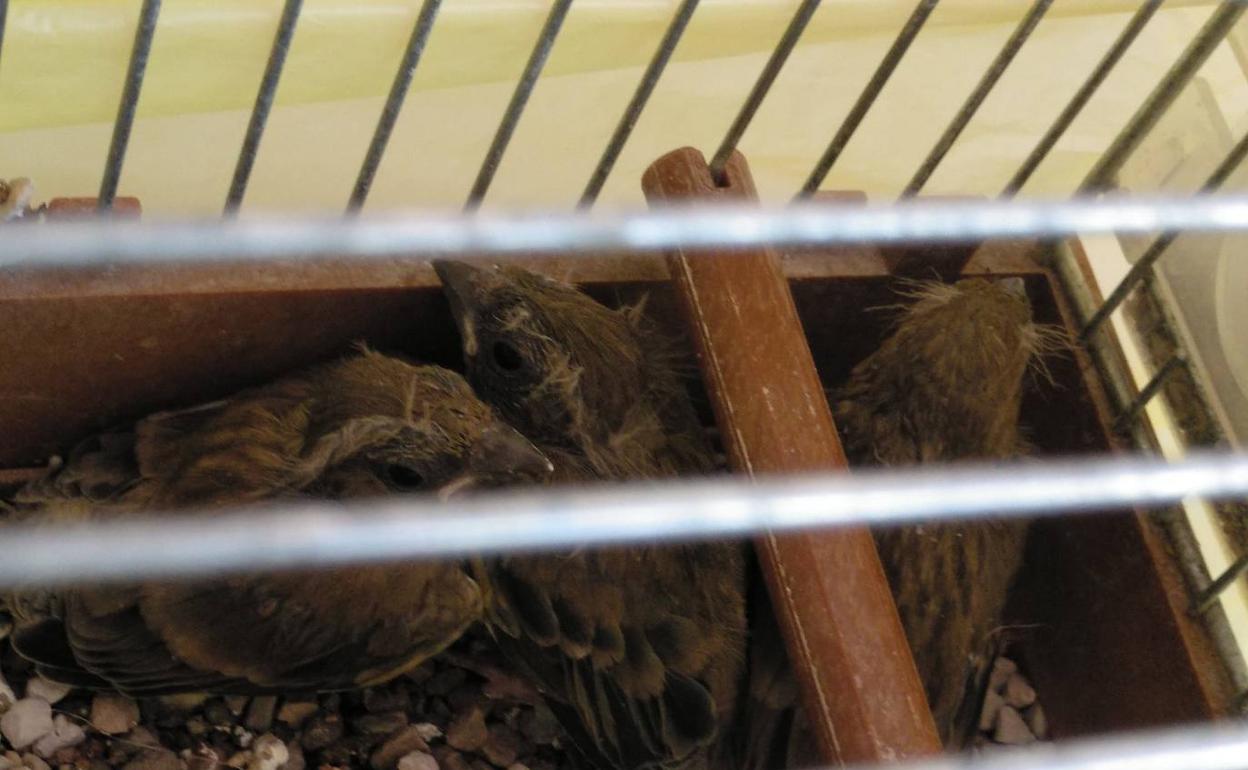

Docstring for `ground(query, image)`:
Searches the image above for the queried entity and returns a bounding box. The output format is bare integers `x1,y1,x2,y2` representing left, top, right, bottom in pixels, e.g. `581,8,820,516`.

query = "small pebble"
978,688,1004,732
299,715,343,752
354,712,408,736
370,725,431,770
24,679,72,706
432,748,470,770
1025,704,1048,739
157,695,209,714
0,672,19,713
224,699,249,718
988,657,1018,694
245,699,277,734
203,701,233,728
481,724,524,768
186,747,219,770
2,698,54,749
278,742,303,770
124,727,161,750
21,752,51,770
90,694,140,736
993,705,1036,745
120,750,182,770
275,703,317,730
32,716,86,759
1004,673,1037,709
247,735,288,770
396,753,438,770
412,725,442,744
445,709,487,753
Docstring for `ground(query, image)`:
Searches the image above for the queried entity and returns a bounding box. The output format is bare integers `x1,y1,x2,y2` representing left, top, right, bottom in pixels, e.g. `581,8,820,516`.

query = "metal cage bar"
707,0,821,183
1081,126,1248,341
0,452,1246,586
578,0,700,208
12,195,1248,268
98,0,162,211
464,0,574,211
1114,353,1187,432
223,0,304,217
347,0,444,215
1003,0,1162,197
1195,551,1248,614
1080,1,1248,194
0,0,9,80
901,0,1053,198
797,0,938,198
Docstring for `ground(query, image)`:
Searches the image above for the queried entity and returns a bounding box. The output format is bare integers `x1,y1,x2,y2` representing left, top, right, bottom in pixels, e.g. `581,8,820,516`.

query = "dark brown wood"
878,195,981,281
46,197,142,219
642,147,942,764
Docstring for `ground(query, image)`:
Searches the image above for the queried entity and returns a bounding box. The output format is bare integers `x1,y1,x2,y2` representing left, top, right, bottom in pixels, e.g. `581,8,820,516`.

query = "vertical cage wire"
347,0,444,215
465,0,574,211
1080,1,1247,194
708,0,821,183
797,0,938,198
579,0,700,208
1114,354,1187,432
0,0,8,80
98,0,162,211
224,0,304,217
901,0,1053,198
1081,126,1248,342
1003,0,1162,197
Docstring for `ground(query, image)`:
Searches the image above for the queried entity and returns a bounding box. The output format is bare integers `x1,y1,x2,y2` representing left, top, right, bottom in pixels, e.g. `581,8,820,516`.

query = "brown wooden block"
642,146,942,764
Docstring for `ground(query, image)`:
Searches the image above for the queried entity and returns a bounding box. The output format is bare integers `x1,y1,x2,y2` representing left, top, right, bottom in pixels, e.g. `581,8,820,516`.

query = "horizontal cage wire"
5,1,1248,769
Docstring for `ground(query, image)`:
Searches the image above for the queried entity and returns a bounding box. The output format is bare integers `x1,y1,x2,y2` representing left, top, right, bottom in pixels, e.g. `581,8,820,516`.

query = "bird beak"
433,260,493,358
436,423,553,500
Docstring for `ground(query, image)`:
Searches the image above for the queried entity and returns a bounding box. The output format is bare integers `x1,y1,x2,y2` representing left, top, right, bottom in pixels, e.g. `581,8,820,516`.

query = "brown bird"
434,261,746,770
832,277,1054,748
5,349,552,696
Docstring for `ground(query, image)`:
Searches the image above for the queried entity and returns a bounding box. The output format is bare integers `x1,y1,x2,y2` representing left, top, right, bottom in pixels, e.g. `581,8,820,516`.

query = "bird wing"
16,564,481,696
482,545,743,770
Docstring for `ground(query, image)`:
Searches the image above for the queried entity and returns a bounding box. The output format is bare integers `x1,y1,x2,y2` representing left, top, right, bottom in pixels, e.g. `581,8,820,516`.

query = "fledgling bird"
434,261,747,770
5,349,552,696
832,277,1057,749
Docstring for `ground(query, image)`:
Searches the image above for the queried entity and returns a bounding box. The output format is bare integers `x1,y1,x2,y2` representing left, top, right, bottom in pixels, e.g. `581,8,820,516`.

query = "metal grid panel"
5,3,1248,766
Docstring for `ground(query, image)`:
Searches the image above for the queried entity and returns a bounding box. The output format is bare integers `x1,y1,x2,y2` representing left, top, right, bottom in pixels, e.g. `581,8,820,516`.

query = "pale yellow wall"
0,0,1240,215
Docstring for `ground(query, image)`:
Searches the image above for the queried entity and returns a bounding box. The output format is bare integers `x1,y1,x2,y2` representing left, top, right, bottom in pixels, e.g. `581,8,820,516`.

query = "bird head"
301,353,552,499
433,260,648,450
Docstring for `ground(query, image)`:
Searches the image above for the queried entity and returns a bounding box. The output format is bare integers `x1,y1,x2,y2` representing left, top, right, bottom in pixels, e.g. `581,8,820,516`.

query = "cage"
2,1,1248,769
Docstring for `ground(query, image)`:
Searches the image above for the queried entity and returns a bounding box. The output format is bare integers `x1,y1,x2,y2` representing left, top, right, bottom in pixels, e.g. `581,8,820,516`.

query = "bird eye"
383,464,426,490
491,340,524,372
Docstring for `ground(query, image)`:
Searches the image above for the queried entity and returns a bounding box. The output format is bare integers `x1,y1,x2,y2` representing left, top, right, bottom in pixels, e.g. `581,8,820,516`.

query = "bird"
4,348,553,696
831,277,1058,748
433,260,747,770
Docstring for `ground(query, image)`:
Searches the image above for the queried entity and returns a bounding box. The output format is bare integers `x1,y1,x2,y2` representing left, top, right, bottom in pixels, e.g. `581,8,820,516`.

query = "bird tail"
732,564,810,770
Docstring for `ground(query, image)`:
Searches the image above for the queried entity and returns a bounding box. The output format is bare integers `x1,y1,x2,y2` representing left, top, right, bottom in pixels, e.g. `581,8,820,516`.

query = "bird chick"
6,349,552,696
435,261,746,770
832,277,1055,748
